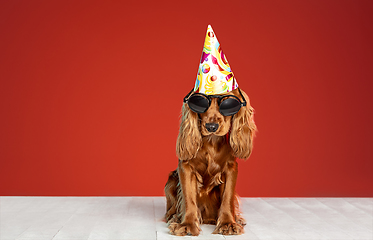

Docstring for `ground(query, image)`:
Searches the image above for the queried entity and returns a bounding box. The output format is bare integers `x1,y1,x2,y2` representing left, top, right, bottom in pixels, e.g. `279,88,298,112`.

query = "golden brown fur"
165,88,257,236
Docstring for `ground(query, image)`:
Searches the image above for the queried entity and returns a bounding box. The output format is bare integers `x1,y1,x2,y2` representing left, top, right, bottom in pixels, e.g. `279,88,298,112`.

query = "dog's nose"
205,123,219,132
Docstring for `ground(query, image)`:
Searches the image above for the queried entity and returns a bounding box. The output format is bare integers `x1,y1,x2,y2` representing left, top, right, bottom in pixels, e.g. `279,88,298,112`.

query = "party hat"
194,25,238,95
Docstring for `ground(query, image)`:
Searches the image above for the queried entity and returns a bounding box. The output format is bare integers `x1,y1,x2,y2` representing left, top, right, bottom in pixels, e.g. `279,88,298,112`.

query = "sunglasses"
183,88,246,116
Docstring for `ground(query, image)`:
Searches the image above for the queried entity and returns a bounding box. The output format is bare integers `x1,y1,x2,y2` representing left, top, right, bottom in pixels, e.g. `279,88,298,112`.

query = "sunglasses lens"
219,98,242,116
188,95,209,113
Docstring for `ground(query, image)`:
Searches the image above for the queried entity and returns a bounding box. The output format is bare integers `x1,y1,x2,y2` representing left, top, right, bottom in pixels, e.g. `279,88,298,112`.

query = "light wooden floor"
0,197,372,240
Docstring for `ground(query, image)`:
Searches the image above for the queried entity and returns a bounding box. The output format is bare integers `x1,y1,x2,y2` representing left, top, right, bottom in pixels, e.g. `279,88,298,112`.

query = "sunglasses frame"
183,88,247,116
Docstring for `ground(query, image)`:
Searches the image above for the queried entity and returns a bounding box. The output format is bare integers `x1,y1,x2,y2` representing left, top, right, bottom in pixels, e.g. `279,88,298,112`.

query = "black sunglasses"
183,88,246,116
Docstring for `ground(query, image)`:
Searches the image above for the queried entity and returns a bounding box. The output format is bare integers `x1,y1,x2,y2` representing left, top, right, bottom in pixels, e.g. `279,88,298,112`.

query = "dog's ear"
230,89,257,159
176,103,202,160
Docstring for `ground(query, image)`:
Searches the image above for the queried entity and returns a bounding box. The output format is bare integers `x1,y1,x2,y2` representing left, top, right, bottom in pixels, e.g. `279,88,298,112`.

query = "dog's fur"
164,88,257,236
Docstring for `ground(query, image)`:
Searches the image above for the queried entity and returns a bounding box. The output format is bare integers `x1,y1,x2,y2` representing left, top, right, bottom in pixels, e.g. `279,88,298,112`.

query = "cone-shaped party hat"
194,25,238,95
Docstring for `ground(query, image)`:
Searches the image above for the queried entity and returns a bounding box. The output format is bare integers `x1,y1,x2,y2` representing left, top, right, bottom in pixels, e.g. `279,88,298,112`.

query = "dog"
164,87,257,236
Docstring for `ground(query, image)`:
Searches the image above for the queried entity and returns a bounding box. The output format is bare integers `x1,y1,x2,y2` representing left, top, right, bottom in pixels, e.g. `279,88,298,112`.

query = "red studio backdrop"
1,0,372,197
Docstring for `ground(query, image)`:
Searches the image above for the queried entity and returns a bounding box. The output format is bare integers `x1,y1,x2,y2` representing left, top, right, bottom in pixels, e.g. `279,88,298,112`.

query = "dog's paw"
168,222,201,236
236,215,247,227
166,214,180,224
213,222,244,235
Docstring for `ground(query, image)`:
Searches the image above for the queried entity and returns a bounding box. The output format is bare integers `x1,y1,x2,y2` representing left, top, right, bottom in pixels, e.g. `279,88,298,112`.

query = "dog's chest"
192,138,234,194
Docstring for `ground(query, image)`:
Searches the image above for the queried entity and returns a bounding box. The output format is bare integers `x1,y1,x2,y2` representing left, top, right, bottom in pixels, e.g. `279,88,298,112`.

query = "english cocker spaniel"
164,87,257,236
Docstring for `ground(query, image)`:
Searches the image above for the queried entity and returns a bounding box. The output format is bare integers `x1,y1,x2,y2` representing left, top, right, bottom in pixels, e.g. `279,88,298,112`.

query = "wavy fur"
230,90,257,159
176,103,202,160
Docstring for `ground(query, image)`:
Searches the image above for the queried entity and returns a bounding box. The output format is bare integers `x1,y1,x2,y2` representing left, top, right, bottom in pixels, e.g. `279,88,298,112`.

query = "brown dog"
164,88,257,236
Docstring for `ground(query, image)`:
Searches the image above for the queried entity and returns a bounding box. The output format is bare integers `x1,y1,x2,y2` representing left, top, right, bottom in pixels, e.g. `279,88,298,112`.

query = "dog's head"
176,88,257,160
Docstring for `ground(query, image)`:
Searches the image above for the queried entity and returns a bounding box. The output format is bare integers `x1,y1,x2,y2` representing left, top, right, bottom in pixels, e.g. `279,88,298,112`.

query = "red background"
1,0,372,197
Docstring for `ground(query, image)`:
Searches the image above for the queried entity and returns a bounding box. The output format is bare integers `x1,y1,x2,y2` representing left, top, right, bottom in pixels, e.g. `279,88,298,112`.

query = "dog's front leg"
213,160,244,235
169,160,201,236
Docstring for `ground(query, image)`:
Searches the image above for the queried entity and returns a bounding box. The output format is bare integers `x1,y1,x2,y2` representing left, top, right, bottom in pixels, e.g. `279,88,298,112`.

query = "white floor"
0,197,372,240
